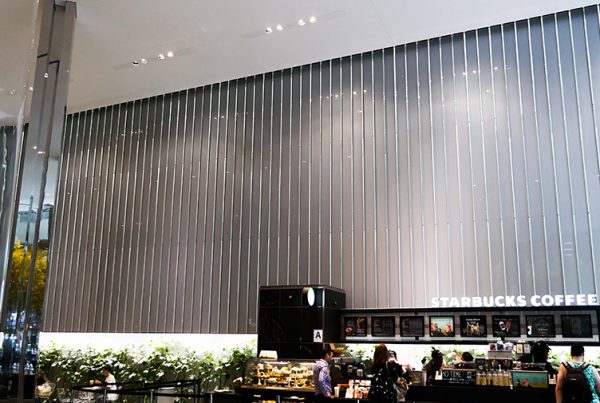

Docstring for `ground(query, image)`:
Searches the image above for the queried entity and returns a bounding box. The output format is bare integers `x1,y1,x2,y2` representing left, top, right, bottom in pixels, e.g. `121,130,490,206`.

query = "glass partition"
0,0,75,398
0,0,41,397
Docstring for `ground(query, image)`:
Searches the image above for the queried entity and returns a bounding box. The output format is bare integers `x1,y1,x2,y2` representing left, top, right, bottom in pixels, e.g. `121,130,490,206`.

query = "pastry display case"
243,358,316,390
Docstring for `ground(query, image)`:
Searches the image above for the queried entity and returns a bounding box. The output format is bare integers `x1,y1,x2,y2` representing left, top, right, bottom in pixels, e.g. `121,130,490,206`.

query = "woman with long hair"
368,344,399,403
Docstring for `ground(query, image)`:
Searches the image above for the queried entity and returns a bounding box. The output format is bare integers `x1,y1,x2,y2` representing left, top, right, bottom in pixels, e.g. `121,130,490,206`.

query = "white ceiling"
2,0,599,121
0,0,37,125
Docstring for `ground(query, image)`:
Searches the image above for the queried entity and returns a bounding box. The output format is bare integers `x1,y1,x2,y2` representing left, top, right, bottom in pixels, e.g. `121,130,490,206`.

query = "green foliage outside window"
38,341,255,396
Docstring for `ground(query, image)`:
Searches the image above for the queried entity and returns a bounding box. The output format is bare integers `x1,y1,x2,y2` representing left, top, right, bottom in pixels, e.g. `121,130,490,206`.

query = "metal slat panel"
58,111,81,330
190,88,207,333
465,31,491,297
130,98,150,332
120,100,141,331
269,72,282,288
429,38,450,301
77,108,100,331
330,59,343,289
362,51,377,308
340,56,354,301
46,114,74,330
568,9,597,293
47,7,600,332
223,82,240,333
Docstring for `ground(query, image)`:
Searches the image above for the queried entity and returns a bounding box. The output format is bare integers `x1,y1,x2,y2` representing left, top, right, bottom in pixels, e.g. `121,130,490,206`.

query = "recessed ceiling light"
265,27,273,34
141,58,148,64
309,16,317,23
37,150,45,155
298,19,306,26
33,145,37,150
158,54,165,60
167,51,174,58
132,60,140,66
28,86,33,92
276,24,284,31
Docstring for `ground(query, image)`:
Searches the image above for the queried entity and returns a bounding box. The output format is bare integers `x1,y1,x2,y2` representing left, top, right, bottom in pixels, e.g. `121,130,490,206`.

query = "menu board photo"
430,316,455,337
492,315,521,337
372,316,396,337
400,316,425,337
344,317,367,337
526,315,556,338
561,314,593,338
460,315,487,337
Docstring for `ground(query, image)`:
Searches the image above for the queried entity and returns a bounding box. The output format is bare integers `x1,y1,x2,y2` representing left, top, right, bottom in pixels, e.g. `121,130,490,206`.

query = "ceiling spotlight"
167,51,174,58
276,24,284,31
132,60,140,66
298,19,306,26
37,150,46,155
309,16,317,23
28,86,33,92
158,53,165,60
33,145,37,150
265,27,273,33
141,58,148,64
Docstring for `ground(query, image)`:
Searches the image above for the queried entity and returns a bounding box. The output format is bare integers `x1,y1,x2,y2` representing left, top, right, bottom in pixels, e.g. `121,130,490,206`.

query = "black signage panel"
561,314,593,338
372,316,396,337
400,316,425,337
526,315,556,338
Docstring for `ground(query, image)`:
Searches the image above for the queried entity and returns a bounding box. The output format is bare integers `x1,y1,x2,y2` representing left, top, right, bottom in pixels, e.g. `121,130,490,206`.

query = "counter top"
407,384,555,403
223,383,556,403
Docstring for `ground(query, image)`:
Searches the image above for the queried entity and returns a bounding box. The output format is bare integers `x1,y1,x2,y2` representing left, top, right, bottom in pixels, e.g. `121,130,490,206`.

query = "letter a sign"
313,329,323,342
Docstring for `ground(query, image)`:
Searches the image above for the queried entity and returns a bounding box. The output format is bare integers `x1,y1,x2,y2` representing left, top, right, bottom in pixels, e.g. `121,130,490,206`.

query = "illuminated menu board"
492,315,521,337
344,317,367,337
460,315,487,337
430,316,455,337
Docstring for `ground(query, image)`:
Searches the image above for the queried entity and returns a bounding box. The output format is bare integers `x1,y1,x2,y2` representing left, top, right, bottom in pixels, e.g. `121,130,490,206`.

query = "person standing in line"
388,350,410,381
556,344,600,403
369,344,398,403
314,347,334,401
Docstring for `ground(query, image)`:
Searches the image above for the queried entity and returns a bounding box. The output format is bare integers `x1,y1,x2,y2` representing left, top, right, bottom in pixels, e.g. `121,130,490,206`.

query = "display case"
243,358,316,390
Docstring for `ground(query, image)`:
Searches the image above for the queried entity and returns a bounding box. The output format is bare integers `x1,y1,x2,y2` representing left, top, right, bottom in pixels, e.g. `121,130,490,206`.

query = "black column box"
257,285,346,359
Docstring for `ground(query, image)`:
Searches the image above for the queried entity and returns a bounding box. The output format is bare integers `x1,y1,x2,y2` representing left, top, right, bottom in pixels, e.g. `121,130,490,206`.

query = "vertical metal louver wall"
44,7,600,333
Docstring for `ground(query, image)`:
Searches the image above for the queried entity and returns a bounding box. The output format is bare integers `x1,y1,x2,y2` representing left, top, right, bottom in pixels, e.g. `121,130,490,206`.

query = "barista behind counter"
517,341,558,375
423,350,444,383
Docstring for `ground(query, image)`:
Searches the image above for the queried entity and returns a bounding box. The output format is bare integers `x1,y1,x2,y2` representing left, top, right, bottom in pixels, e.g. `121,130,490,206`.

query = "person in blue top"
313,347,333,401
556,343,600,403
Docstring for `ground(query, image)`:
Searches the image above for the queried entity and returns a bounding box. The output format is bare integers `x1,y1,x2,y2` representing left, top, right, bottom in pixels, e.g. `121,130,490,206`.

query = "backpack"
368,365,397,402
562,362,593,403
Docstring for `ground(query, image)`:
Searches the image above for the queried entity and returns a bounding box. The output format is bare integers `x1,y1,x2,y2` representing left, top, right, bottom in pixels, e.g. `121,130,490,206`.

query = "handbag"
387,365,409,402
393,377,409,401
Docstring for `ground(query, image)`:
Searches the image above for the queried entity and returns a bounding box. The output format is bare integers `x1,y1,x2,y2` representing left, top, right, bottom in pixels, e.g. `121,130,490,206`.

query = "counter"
406,384,555,403
213,384,555,403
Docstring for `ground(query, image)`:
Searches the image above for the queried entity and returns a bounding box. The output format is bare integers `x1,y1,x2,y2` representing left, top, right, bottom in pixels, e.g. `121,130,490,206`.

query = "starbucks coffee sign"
431,294,598,308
